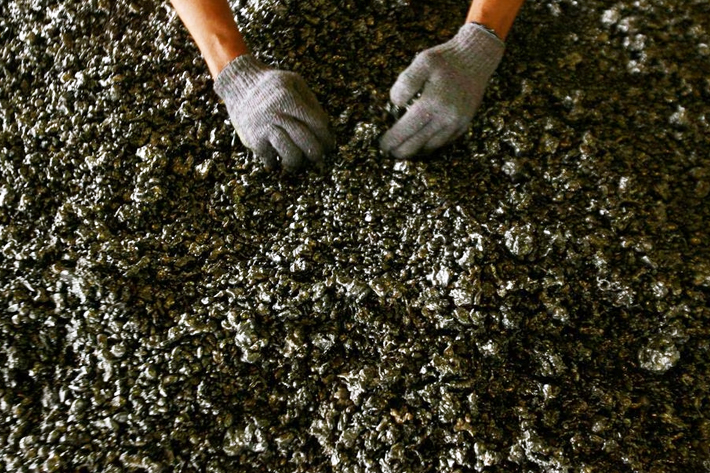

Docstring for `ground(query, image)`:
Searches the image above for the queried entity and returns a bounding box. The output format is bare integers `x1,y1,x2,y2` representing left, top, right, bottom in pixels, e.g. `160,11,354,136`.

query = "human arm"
466,0,524,41
170,0,334,171
170,0,249,79
380,0,524,159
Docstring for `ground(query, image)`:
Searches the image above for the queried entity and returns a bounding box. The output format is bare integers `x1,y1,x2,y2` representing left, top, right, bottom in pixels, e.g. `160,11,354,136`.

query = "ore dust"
0,0,709,472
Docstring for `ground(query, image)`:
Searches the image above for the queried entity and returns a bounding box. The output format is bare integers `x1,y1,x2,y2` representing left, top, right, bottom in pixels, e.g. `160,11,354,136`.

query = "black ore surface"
1,0,709,472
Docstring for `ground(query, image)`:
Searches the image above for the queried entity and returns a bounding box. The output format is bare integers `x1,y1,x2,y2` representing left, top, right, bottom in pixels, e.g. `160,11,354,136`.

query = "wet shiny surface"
1,0,709,471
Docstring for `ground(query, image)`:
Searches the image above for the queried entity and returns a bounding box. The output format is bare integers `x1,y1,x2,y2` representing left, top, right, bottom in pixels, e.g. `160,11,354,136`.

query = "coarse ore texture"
1,0,709,472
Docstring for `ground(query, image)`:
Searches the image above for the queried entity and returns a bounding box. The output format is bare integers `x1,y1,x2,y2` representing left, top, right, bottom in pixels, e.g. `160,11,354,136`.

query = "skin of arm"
170,0,249,79
466,0,525,41
169,0,524,78
169,0,524,80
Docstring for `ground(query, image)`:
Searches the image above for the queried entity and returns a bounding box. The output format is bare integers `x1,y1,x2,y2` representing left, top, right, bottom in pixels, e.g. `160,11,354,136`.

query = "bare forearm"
466,0,525,41
170,0,249,78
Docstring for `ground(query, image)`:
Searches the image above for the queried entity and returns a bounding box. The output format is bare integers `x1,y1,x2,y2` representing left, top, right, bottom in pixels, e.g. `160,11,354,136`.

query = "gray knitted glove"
380,23,505,159
215,54,334,171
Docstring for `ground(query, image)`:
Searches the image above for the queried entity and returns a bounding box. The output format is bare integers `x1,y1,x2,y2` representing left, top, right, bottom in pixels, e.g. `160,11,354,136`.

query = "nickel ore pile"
1,0,709,471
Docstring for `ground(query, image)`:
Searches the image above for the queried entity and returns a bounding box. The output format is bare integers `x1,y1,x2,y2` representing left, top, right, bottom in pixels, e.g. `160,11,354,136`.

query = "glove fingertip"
379,129,398,155
306,119,336,158
390,82,415,108
280,148,304,172
258,150,278,171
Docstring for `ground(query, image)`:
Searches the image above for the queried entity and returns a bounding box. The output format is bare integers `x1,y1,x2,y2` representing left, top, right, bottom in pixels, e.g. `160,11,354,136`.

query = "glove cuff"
449,22,506,78
214,54,270,104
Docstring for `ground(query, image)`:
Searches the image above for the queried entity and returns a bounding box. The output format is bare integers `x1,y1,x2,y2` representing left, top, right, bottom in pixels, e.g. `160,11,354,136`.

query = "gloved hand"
380,23,505,159
215,54,335,171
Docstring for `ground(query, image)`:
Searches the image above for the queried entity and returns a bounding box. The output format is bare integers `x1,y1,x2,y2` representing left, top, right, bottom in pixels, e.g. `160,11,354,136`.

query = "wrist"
466,20,501,41
465,0,524,41
205,32,250,79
